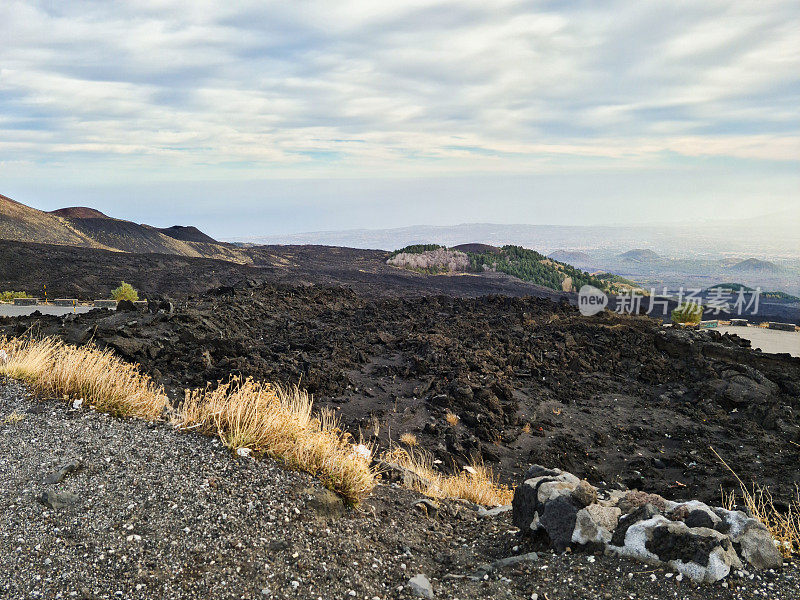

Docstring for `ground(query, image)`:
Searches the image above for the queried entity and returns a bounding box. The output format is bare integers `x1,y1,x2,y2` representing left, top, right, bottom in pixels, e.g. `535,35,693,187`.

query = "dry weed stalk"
711,446,799,558
382,446,513,506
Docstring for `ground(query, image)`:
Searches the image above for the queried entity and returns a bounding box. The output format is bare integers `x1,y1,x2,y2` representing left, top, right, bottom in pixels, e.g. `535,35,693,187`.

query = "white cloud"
0,0,797,182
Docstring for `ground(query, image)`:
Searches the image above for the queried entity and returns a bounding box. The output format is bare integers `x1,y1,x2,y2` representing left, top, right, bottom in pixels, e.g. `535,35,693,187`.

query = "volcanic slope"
0,194,247,261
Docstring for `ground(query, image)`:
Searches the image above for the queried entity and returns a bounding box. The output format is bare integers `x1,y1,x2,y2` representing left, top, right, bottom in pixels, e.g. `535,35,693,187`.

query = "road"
0,304,102,317
716,325,800,358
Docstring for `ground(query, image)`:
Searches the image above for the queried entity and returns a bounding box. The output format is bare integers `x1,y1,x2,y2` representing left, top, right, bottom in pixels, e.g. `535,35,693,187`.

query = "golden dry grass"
0,336,375,504
0,336,167,420
399,432,417,446
175,377,376,504
712,446,799,558
382,446,513,506
445,412,460,426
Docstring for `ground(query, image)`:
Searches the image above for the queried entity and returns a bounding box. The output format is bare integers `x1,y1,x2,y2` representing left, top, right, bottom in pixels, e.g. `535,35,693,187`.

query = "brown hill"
49,206,110,219
0,193,245,262
156,225,218,244
0,194,106,249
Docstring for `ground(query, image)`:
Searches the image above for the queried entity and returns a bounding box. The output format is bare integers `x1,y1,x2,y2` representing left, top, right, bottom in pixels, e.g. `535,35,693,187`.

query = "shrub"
400,432,418,446
713,447,799,558
0,291,31,302
111,281,139,302
671,303,703,324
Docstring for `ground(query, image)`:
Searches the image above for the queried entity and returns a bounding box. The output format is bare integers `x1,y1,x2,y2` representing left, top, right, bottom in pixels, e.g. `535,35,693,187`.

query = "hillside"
617,248,660,263
0,194,107,249
157,225,218,243
49,206,110,219
730,258,781,274
388,244,607,292
0,194,246,262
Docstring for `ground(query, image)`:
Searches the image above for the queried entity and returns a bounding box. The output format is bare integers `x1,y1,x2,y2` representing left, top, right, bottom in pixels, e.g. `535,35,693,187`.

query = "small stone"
39,490,79,510
44,458,81,484
413,498,439,519
571,480,598,507
304,487,346,520
408,574,434,599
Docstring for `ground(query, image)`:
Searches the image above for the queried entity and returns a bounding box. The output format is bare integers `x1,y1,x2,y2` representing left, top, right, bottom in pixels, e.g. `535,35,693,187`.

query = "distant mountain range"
234,211,800,261
0,194,245,262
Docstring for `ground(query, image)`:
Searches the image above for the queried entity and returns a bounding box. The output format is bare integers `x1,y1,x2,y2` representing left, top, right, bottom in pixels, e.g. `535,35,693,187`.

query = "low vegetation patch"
382,446,513,506
388,243,609,293
387,248,469,274
176,377,376,504
0,336,167,420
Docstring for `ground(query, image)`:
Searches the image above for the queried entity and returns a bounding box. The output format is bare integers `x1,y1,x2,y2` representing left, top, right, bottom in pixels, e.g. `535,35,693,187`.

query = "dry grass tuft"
0,336,167,420
712,446,800,558
3,411,24,424
176,377,376,504
445,412,460,426
382,446,513,506
399,432,418,446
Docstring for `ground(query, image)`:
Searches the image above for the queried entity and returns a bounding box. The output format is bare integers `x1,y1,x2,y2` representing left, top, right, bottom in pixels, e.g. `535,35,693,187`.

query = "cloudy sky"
1,1,798,237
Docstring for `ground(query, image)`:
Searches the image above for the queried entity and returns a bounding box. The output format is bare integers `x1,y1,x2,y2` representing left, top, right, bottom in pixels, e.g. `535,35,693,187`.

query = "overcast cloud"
1,1,798,236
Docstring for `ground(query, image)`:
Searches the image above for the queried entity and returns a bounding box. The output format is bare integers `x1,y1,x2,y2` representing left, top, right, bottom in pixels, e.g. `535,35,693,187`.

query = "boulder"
571,479,598,507
572,504,621,545
713,508,783,570
539,495,580,552
609,515,741,583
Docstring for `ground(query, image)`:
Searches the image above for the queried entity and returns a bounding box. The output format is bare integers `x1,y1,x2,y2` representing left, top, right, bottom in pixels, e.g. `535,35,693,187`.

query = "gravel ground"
1,379,798,600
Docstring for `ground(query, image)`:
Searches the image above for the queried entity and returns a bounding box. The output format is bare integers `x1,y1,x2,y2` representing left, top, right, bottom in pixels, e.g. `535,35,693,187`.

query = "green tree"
111,281,139,302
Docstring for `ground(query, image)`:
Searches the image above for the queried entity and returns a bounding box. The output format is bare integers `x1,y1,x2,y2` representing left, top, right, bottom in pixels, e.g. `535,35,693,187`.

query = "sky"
1,0,798,238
